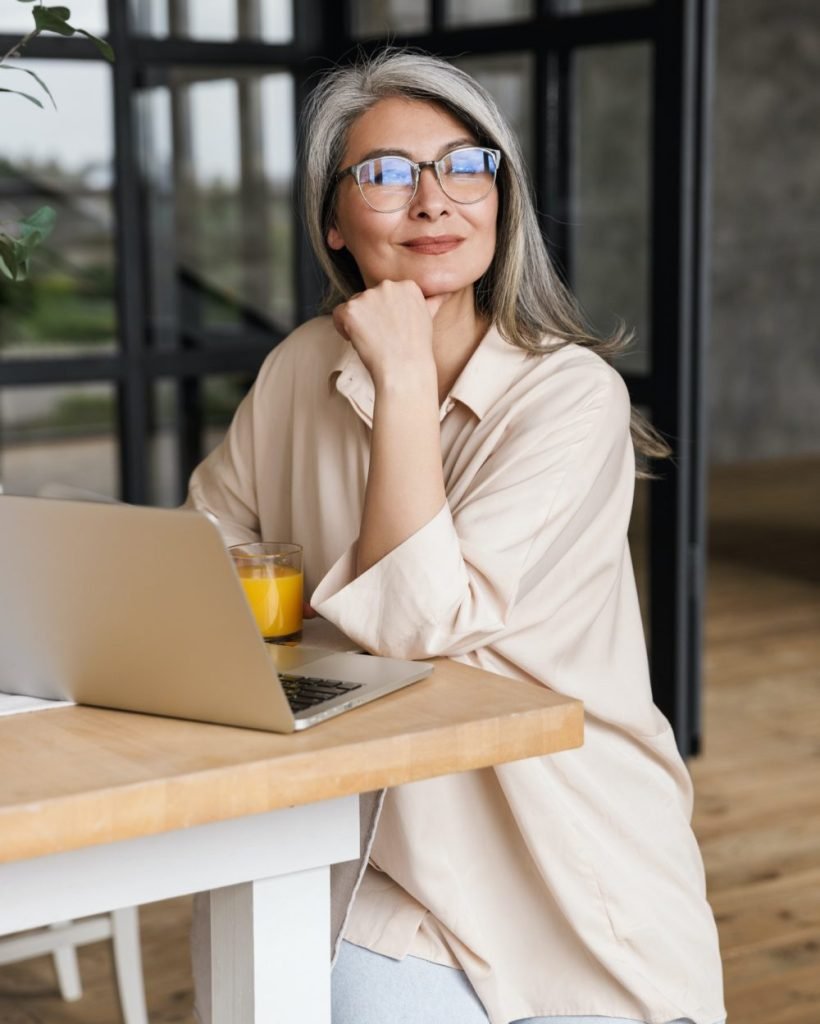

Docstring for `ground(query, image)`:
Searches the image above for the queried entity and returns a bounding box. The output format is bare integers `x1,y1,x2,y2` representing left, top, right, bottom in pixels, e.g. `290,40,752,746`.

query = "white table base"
0,795,360,1023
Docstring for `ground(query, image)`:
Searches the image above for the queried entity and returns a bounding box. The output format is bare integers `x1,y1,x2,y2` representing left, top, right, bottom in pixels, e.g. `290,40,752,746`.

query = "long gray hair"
301,48,669,466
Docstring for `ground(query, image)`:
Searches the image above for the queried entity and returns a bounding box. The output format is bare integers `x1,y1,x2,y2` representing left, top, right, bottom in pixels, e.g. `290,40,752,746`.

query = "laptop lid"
0,496,299,732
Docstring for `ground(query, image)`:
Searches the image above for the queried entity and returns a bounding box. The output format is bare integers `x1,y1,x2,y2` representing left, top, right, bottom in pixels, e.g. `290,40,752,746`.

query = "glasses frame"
334,145,503,213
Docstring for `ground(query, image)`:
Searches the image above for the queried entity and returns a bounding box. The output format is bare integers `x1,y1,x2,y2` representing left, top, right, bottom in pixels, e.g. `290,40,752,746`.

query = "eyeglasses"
335,146,502,213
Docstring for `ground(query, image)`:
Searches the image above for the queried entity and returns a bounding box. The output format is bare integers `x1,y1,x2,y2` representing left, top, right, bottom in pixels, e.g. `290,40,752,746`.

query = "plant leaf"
0,65,57,108
76,29,115,63
19,205,57,247
0,86,44,108
36,4,72,17
0,235,22,281
33,7,75,36
0,208,56,281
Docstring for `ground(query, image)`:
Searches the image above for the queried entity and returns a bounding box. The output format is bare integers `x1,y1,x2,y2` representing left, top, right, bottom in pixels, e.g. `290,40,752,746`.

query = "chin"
414,274,477,299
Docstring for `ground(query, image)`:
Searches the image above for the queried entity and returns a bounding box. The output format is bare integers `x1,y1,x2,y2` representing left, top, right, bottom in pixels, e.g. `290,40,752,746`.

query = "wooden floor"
691,456,820,1024
0,456,818,1024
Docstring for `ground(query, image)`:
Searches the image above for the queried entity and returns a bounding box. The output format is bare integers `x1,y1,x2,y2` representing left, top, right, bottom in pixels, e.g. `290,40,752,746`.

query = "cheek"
473,196,499,253
337,216,397,268
332,221,391,289
477,213,498,266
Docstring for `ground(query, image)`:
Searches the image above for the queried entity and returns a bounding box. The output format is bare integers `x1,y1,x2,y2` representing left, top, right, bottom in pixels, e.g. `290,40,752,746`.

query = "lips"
401,236,464,255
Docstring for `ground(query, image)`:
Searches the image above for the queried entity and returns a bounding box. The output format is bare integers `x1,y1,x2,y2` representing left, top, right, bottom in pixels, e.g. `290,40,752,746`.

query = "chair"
0,907,149,1023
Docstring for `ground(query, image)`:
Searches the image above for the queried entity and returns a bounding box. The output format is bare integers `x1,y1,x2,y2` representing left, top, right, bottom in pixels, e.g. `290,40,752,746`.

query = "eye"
359,156,414,187
446,148,496,176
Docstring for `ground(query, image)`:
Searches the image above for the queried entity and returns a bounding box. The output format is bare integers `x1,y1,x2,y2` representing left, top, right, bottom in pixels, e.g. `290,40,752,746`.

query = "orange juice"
237,565,303,640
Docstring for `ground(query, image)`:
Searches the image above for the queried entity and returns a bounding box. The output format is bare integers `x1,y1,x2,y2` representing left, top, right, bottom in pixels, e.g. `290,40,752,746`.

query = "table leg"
0,798,359,1022
210,866,331,1024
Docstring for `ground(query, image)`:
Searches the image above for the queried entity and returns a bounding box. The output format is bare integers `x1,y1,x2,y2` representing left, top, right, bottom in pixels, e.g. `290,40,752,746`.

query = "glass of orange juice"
229,542,303,643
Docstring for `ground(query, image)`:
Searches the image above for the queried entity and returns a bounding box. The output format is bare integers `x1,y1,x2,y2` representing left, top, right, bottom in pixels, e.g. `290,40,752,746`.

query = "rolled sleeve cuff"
310,503,469,658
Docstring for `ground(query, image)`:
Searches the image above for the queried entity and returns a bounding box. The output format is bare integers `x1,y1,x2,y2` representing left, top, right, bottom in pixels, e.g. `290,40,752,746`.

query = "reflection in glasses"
336,146,502,213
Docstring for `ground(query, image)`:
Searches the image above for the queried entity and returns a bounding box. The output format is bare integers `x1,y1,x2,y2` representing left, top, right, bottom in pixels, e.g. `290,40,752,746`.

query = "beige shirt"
186,316,726,1024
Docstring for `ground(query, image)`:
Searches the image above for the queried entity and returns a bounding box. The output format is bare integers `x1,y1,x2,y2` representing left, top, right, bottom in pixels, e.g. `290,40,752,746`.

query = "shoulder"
535,340,627,403
501,339,631,439
253,315,345,390
517,343,635,492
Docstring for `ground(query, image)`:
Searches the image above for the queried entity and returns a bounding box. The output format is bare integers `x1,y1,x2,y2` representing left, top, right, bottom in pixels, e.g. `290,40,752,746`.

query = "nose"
409,164,450,218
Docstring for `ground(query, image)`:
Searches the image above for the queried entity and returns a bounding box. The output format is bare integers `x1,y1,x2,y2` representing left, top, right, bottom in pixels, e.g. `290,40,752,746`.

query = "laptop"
0,495,433,732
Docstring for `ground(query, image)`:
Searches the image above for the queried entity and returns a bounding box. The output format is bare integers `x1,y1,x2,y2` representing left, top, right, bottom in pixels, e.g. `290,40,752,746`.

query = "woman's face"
327,97,498,300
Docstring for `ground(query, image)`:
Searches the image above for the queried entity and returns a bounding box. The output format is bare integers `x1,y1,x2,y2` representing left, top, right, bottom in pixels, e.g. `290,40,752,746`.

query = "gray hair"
300,48,669,466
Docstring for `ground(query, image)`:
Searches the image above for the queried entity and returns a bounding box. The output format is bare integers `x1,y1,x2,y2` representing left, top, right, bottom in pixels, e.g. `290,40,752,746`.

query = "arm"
183,341,294,546
184,388,260,547
331,280,448,577
358,377,445,575
312,355,636,661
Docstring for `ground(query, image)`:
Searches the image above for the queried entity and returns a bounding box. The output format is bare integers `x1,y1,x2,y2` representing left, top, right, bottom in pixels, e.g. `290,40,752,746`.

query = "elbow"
366,599,508,661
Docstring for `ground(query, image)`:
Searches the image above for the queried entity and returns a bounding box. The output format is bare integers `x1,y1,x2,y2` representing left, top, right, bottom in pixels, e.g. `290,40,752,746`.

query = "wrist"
372,360,437,397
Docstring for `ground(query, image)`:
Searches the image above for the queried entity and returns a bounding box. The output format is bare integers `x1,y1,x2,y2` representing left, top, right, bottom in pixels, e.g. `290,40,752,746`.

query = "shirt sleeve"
183,382,262,547
311,365,635,660
182,332,301,547
183,319,338,549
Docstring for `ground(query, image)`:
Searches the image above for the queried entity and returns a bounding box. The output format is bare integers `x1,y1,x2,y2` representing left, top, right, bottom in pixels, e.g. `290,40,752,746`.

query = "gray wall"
709,0,820,462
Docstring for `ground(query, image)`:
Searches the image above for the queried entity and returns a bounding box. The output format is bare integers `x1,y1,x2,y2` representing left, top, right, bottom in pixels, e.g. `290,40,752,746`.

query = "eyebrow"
356,138,478,163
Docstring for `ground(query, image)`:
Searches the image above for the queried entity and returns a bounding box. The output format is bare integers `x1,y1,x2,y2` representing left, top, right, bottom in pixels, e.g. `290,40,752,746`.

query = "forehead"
342,97,475,162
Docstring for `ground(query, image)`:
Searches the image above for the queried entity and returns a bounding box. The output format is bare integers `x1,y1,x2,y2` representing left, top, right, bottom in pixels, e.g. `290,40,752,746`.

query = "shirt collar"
447,323,531,420
328,322,530,428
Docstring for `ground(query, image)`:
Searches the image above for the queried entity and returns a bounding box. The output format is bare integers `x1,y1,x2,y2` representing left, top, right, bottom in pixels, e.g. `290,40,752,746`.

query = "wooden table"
0,659,582,1022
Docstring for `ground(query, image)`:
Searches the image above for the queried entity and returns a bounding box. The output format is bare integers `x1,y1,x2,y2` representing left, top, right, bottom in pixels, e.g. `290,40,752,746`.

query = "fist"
332,280,446,385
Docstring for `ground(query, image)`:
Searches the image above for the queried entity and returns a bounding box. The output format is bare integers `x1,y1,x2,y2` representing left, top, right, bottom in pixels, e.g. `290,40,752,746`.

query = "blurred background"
0,1,817,1022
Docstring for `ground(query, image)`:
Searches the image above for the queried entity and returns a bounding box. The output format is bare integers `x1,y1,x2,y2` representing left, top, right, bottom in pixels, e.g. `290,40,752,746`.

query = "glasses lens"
358,156,416,211
439,148,498,203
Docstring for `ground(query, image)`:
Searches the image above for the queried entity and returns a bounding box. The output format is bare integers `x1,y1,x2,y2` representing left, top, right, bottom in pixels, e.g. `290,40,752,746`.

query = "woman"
187,49,726,1024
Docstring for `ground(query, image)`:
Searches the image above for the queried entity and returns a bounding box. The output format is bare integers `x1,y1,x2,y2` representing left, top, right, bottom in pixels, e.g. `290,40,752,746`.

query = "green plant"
0,1,114,281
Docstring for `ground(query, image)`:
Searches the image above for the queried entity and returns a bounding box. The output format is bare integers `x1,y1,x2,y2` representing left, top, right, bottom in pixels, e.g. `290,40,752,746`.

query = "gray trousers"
331,939,716,1024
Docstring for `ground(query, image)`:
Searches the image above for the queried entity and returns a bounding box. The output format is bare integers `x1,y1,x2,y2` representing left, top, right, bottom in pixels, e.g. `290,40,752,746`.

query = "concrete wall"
709,0,820,462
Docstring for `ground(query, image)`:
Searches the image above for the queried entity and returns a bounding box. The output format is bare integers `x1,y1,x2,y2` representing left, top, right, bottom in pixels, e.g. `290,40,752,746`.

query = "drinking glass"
229,542,303,643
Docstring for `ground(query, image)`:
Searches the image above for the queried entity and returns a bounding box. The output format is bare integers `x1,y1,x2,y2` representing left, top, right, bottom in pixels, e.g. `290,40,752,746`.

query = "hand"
332,280,448,389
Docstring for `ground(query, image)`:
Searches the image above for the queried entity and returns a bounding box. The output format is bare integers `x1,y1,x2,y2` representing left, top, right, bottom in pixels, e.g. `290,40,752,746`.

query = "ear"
327,223,346,251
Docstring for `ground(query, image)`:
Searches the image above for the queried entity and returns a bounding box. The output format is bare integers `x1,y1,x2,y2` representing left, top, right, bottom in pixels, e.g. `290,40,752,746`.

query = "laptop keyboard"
278,673,363,714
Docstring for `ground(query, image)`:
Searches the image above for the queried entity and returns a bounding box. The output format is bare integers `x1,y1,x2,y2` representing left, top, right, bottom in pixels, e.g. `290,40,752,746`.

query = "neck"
429,287,487,404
